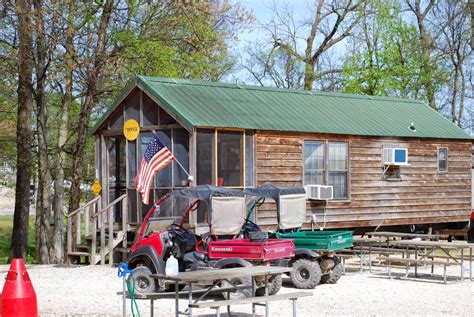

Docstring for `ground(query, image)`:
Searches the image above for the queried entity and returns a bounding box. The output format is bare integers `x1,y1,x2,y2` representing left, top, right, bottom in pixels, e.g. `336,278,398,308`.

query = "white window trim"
437,147,448,172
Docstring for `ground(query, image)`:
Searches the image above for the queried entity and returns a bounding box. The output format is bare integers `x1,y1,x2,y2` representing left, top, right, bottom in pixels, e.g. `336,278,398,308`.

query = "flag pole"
174,157,194,182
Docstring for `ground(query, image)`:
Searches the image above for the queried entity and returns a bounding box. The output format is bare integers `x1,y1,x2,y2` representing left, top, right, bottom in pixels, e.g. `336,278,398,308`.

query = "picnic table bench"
189,291,312,317
380,240,474,283
145,266,310,317
375,256,458,283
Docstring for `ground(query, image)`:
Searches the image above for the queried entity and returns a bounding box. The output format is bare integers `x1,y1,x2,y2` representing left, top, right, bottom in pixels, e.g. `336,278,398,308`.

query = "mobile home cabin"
93,76,472,233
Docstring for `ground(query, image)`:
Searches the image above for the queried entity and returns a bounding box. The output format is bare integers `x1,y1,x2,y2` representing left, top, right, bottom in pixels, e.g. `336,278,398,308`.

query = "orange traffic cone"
1,258,38,317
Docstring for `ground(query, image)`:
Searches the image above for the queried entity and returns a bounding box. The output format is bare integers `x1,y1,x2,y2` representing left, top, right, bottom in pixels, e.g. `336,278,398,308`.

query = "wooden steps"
66,194,133,266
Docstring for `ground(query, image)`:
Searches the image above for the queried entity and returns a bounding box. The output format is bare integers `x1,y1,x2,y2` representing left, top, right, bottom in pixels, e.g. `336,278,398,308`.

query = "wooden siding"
255,131,472,230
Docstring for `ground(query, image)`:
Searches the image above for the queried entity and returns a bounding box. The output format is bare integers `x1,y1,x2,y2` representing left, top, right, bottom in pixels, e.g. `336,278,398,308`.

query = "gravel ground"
0,263,472,317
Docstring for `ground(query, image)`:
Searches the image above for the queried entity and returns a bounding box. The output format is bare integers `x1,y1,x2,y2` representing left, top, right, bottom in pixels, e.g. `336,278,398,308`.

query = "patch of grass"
0,215,36,264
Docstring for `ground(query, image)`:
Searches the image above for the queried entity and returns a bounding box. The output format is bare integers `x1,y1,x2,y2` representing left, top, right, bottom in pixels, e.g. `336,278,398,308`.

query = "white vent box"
304,185,333,200
383,148,408,165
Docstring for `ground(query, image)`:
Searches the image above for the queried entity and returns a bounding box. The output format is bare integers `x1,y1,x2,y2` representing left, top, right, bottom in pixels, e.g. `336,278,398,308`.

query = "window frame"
303,140,350,201
437,147,448,172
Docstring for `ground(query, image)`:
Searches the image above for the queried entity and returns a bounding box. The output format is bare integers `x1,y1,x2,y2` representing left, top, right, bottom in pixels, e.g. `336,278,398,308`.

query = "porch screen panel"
127,140,137,186
125,101,140,122
107,138,117,186
142,93,158,126
109,106,123,129
127,189,137,223
173,129,189,187
197,129,214,185
304,141,324,185
154,129,171,187
328,142,348,199
217,131,243,187
139,132,155,215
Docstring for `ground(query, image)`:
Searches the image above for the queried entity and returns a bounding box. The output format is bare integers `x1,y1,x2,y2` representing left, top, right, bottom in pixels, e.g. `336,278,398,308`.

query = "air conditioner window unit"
304,185,333,200
383,147,408,165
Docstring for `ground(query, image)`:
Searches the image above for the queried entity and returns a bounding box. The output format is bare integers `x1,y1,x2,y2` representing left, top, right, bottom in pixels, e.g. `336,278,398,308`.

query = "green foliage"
0,75,17,186
342,2,448,98
112,1,245,82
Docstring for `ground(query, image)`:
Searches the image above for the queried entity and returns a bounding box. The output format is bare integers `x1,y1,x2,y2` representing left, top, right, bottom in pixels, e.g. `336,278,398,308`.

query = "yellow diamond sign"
123,119,140,141
92,179,102,196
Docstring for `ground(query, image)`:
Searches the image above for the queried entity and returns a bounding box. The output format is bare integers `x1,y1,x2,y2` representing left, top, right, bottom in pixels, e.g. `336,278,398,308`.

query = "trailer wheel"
256,274,282,296
221,276,253,300
128,266,156,295
290,259,321,289
320,262,343,284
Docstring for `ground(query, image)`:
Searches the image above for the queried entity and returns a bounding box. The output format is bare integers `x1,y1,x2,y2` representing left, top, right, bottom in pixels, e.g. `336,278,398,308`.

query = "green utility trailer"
244,184,354,288
274,230,353,252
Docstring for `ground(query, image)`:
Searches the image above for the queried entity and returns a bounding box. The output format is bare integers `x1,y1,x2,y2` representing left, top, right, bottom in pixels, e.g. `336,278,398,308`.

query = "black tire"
128,266,156,295
256,274,282,296
221,276,253,300
320,262,343,284
290,258,321,289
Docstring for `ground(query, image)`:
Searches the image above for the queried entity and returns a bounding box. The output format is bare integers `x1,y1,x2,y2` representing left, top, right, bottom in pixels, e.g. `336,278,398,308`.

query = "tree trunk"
10,0,33,261
303,61,316,91
50,0,75,264
450,65,459,124
68,0,114,246
33,0,51,264
457,69,465,127
410,0,436,109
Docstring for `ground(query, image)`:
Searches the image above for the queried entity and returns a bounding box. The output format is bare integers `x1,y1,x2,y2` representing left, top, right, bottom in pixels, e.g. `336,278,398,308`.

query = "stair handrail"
94,194,127,217
67,193,129,266
65,196,101,218
67,195,102,262
95,193,128,266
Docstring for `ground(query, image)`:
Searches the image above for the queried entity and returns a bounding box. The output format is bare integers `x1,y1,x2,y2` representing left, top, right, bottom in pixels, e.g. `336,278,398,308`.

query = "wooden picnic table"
366,231,445,240
150,266,294,317
387,239,474,281
355,232,446,273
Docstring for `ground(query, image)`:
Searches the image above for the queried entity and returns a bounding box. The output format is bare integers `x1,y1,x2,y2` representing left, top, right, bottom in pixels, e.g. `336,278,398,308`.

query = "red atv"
127,185,294,298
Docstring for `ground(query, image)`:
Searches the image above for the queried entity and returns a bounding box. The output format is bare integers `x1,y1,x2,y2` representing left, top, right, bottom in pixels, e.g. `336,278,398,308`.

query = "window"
196,129,254,187
304,142,325,185
438,148,448,172
304,141,349,199
328,143,349,199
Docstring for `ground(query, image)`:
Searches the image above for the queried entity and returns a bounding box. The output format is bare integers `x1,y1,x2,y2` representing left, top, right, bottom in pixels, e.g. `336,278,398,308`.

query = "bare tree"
242,0,362,91
436,0,472,127
273,0,362,90
10,0,33,261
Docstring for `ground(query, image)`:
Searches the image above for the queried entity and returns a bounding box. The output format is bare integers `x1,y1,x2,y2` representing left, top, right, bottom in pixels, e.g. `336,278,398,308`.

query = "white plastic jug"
165,254,179,276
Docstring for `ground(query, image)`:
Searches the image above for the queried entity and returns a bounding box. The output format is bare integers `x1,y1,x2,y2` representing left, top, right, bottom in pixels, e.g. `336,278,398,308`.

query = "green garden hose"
126,275,141,317
118,263,141,317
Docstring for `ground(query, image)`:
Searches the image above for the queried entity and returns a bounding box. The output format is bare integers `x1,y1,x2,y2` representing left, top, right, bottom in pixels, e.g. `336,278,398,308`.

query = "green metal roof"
93,76,472,140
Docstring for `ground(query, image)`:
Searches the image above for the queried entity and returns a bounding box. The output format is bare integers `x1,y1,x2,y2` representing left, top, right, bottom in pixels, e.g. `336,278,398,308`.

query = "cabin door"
106,136,126,222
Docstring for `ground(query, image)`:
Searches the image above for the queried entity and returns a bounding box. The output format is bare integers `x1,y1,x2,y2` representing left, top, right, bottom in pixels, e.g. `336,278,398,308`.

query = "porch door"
107,136,126,222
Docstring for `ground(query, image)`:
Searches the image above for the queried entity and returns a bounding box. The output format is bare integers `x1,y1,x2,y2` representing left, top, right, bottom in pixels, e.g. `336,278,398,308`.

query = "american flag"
135,135,175,204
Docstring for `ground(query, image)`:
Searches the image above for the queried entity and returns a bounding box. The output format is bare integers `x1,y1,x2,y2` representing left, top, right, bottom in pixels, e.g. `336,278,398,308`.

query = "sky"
228,0,313,83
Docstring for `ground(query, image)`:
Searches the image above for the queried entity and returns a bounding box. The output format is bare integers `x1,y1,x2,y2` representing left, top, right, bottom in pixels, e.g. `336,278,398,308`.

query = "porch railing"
65,193,129,265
